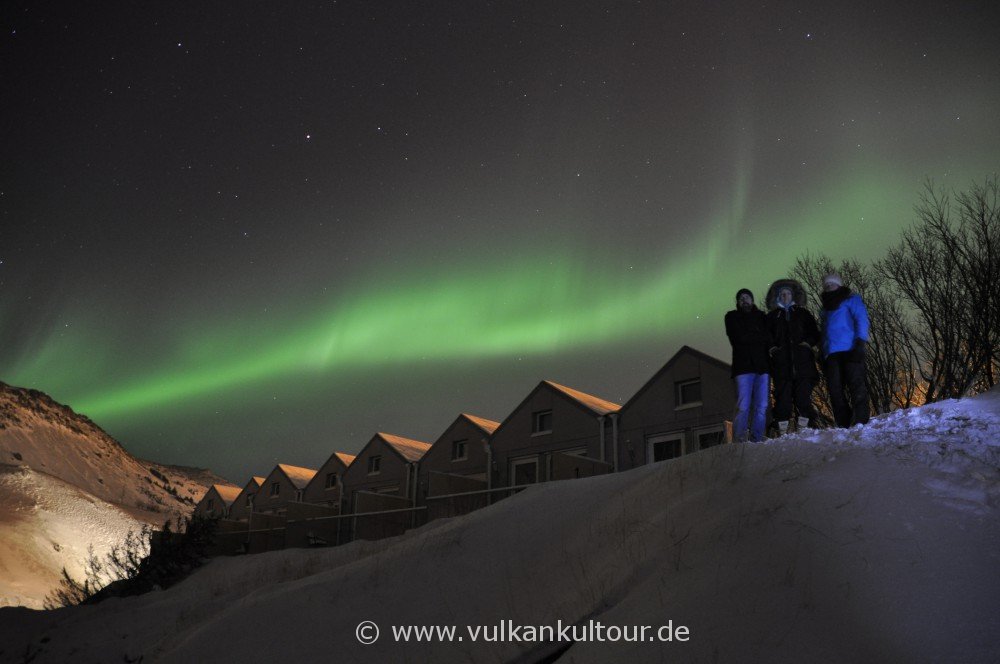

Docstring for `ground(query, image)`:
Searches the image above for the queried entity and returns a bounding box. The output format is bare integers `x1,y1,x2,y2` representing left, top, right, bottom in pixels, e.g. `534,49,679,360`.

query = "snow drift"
1,391,998,663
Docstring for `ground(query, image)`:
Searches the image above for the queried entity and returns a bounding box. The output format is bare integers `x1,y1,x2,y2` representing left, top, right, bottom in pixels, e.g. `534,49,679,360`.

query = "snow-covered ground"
0,466,147,610
0,382,229,608
1,391,997,663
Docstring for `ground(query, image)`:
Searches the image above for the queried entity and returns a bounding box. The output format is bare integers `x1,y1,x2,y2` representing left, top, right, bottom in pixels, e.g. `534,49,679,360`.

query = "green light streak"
5,168,970,421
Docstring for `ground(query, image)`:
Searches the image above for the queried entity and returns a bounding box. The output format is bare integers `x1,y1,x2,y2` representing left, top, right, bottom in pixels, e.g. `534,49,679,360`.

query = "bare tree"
789,253,921,419
877,177,1000,401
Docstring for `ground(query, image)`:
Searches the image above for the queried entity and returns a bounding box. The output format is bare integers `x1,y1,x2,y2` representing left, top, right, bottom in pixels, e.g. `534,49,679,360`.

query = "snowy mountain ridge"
1,389,997,662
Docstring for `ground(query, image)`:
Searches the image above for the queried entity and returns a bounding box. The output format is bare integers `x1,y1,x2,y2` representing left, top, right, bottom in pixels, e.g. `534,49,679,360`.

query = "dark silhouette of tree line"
790,176,999,421
44,516,217,609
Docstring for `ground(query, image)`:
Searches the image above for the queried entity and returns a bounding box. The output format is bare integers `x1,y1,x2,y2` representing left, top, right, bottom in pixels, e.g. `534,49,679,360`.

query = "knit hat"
822,273,843,289
735,288,754,302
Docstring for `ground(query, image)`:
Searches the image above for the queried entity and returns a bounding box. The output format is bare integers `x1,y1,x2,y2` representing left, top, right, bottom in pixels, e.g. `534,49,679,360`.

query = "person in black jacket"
765,280,820,434
725,288,770,442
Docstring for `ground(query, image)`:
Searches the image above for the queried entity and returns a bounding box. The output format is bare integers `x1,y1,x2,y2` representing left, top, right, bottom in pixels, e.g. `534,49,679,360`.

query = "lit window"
368,455,382,475
451,439,468,461
533,410,553,434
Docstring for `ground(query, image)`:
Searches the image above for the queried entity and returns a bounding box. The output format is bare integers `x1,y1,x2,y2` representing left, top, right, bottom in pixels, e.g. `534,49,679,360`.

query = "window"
295,490,303,502
206,498,214,510
511,457,539,485
698,428,726,450
647,433,684,463
246,493,254,507
532,410,553,434
269,482,280,497
451,439,468,461
367,455,382,475
325,472,338,489
675,379,702,408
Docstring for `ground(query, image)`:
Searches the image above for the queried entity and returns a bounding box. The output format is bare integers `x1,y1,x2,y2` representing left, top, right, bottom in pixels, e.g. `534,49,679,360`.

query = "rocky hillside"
0,381,228,519
0,381,231,608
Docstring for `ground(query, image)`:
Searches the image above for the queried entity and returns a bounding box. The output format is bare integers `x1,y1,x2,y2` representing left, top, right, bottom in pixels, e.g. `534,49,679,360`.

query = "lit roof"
377,433,432,462
544,380,621,415
213,484,242,505
461,413,501,434
276,464,318,489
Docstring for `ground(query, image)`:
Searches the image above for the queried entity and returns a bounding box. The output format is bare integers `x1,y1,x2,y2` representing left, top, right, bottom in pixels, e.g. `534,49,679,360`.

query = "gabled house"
490,380,621,487
617,345,735,469
256,464,318,515
227,476,266,521
301,451,357,511
418,413,500,502
341,432,431,511
194,484,242,519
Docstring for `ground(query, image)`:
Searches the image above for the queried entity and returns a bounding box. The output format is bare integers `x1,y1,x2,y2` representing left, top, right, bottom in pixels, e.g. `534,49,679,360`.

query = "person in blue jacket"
820,273,870,427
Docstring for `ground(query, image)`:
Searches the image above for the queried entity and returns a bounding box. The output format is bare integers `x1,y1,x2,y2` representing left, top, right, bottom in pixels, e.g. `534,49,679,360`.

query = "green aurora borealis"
9,168,981,416
3,1,999,480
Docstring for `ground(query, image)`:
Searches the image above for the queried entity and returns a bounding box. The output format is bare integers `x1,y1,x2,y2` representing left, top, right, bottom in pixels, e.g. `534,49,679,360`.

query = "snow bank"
1,391,997,663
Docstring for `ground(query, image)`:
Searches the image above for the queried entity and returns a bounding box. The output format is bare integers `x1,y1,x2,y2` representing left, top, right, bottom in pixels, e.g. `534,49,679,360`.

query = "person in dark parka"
725,288,771,442
765,279,820,432
820,273,871,427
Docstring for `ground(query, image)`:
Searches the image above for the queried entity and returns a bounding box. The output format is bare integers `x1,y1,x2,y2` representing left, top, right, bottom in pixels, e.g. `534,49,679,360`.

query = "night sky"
3,1,998,482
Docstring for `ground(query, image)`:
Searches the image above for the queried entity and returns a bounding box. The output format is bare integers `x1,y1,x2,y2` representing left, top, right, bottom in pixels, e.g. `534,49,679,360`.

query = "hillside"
0,382,231,608
0,390,997,662
0,382,229,516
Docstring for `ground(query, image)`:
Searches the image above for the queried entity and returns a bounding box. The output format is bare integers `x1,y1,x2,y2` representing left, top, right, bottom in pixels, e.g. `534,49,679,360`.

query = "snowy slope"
0,382,231,609
0,391,997,663
0,466,146,610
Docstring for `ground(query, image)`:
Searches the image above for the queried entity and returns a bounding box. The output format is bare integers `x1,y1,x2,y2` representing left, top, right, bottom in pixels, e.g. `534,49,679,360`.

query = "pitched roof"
276,464,318,489
377,432,432,462
544,380,621,415
620,345,732,412
461,413,501,434
213,484,242,505
248,476,265,487
335,452,356,467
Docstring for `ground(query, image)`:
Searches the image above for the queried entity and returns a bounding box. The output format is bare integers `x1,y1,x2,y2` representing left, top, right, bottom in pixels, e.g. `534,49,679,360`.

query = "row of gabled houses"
194,346,735,549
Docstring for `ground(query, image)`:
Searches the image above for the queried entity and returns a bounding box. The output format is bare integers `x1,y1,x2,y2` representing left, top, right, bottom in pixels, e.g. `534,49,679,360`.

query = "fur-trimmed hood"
765,278,808,311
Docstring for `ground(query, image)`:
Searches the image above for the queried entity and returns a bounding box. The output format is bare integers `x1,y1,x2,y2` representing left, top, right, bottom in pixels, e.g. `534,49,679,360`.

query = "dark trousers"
824,352,870,427
773,378,816,423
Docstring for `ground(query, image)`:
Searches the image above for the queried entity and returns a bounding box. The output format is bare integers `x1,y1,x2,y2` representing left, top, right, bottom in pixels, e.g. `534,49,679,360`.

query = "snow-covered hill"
1,391,998,663
0,465,146,609
0,382,230,609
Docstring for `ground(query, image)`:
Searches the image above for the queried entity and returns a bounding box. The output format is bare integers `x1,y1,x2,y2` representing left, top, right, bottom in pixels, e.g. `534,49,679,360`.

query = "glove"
848,339,867,362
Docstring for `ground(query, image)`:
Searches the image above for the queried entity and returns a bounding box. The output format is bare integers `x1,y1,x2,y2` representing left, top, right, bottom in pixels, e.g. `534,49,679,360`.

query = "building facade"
617,346,735,469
